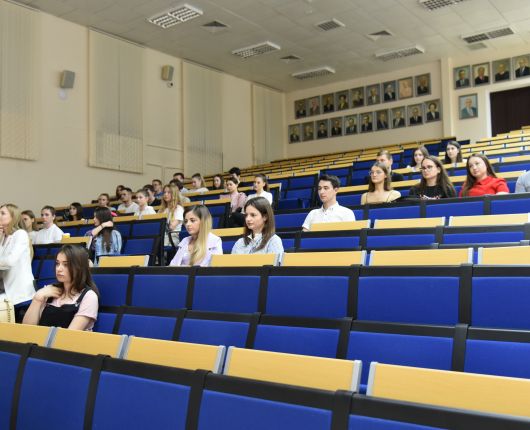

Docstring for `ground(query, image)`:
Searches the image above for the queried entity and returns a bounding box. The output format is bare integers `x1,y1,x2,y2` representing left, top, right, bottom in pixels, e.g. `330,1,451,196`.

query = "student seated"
23,245,98,330
459,153,509,197
97,193,116,212
302,174,355,231
64,202,85,222
159,184,184,248
409,146,429,172
133,189,156,219
367,150,404,183
169,205,222,267
21,209,38,242
85,207,122,262
222,177,247,228
33,206,64,244
189,173,209,194
246,174,273,205
232,197,284,255
408,156,456,199
444,140,464,166
210,174,225,191
515,170,530,193
117,187,139,214
361,163,401,205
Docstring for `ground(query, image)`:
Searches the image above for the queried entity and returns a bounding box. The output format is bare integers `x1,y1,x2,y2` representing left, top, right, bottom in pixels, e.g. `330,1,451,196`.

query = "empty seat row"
1,340,523,430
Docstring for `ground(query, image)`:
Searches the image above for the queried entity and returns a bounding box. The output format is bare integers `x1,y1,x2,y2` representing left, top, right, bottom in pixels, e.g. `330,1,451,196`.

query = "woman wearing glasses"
409,156,456,199
361,162,401,205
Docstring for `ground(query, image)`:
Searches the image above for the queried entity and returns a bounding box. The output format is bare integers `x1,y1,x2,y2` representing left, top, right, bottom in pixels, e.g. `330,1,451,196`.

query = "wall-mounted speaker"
161,65,174,81
60,70,75,89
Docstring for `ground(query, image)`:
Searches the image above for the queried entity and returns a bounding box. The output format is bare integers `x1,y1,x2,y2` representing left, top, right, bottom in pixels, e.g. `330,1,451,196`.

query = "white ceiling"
16,0,530,91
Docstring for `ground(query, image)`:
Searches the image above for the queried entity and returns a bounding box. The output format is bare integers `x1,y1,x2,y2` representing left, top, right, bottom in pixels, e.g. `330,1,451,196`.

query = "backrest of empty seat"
274,212,307,230
281,251,366,266
91,271,130,306
117,308,180,340
490,196,530,215
0,322,53,346
0,341,28,430
368,205,421,221
478,245,530,265
50,327,126,357
369,248,472,266
122,238,155,256
124,337,225,372
425,200,484,218
224,347,361,391
367,362,530,419
131,272,189,310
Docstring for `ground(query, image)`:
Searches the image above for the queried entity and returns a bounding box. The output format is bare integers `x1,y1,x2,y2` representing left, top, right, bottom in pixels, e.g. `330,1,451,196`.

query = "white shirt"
117,202,139,214
33,224,64,245
302,202,356,230
134,206,156,219
246,191,273,205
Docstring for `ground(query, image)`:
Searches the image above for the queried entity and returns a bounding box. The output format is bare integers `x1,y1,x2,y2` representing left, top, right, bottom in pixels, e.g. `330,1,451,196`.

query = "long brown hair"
413,156,456,197
368,162,392,192
94,207,114,253
242,197,275,251
444,140,463,164
461,153,497,197
54,245,99,297
413,146,430,168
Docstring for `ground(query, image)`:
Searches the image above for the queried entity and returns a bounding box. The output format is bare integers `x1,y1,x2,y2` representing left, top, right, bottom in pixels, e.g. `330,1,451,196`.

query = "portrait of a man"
493,59,511,82
302,122,314,141
345,116,357,134
323,94,335,113
295,100,306,118
317,121,329,138
454,66,471,89
351,87,365,107
459,94,478,119
514,55,530,78
330,118,343,137
383,81,396,102
415,74,430,96
391,108,406,128
361,113,373,132
336,91,349,110
376,110,389,131
308,96,321,116
367,85,380,105
408,104,423,126
473,63,490,86
289,125,301,143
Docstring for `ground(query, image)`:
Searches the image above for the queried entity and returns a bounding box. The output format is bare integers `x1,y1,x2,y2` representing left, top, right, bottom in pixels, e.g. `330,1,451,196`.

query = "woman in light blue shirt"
231,197,283,255
85,207,122,263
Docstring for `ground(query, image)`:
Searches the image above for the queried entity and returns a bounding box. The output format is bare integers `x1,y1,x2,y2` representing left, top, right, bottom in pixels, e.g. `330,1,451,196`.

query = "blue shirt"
231,233,284,256
93,230,122,259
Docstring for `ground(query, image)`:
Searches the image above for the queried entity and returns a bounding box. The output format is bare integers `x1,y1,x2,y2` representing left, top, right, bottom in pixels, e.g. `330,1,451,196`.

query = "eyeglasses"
420,165,436,171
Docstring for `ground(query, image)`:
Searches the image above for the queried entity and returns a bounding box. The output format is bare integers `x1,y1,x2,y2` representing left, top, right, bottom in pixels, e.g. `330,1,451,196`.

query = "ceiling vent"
467,42,487,51
315,18,345,32
232,41,281,59
366,29,394,42
462,26,514,44
202,20,229,33
419,0,468,11
291,66,335,80
147,4,203,29
375,45,425,61
280,55,301,63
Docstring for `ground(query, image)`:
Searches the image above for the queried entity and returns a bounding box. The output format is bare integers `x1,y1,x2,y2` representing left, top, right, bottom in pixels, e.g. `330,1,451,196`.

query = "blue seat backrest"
275,213,307,229
179,318,250,347
426,201,483,218
298,236,360,250
464,339,530,379
472,277,530,329
0,349,22,429
353,209,364,220
354,160,373,170
93,311,117,333
290,175,317,188
39,258,56,280
92,370,190,430
193,275,261,313
366,234,436,249
443,231,523,244
17,357,92,430
337,194,362,206
92,274,129,307
123,238,154,255
347,331,453,385
286,188,312,200
78,225,93,236
33,247,50,258
118,314,177,340
115,222,132,238
131,221,163,237
131,274,188,310
253,324,339,358
368,205,420,221
208,204,228,216
198,389,333,430
357,276,459,325
349,414,442,429
266,276,349,319
212,216,223,228
222,239,238,254
498,162,530,172
490,197,530,215
62,226,79,236
32,259,40,277
324,167,350,176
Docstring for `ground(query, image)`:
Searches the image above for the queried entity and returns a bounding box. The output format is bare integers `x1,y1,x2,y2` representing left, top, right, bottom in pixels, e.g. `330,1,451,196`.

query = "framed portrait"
513,54,530,79
424,99,441,122
302,121,315,141
360,112,374,133
366,84,381,105
288,124,301,143
459,94,478,120
472,62,490,86
350,87,365,108
344,115,358,135
322,93,335,113
316,119,329,139
407,104,424,126
415,73,431,97
398,77,413,100
335,90,349,111
391,107,406,129
330,117,343,137
454,65,471,89
294,99,307,119
493,58,511,83
308,96,321,116
382,81,397,102
375,109,389,131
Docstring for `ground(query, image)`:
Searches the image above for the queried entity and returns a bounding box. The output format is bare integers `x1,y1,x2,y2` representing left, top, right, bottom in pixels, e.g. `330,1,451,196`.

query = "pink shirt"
49,289,99,330
221,192,247,213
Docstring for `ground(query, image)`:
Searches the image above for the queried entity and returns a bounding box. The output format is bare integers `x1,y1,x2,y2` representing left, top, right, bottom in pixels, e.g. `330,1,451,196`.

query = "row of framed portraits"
289,99,441,143
454,55,530,89
294,73,432,119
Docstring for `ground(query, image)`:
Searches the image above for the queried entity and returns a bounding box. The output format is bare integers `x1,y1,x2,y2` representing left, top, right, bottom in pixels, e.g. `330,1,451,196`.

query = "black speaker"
161,65,174,81
60,70,75,89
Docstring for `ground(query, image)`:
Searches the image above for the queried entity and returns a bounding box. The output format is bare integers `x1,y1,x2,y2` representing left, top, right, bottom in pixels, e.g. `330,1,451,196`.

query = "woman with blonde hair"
0,203,35,321
170,205,222,267
159,184,184,247
361,162,401,204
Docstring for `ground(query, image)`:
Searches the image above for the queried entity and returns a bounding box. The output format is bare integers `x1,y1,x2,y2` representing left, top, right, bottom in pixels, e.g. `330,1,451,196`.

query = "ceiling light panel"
419,0,468,11
148,4,203,29
375,45,425,61
232,41,281,59
291,66,335,80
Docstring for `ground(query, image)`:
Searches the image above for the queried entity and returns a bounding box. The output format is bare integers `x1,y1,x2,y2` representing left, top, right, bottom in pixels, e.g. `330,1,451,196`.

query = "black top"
409,184,456,200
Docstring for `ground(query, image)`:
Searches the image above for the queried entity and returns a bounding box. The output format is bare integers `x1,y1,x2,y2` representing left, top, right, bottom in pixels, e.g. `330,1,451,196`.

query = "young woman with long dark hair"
409,156,456,199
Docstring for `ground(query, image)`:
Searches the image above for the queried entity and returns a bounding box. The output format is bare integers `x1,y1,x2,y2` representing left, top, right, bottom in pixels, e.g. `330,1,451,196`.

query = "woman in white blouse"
246,174,273,205
0,204,35,321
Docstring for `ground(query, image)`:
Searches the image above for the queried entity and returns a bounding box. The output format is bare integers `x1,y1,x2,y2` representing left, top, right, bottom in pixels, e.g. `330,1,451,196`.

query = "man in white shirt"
302,175,355,231
33,206,64,244
117,188,139,214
